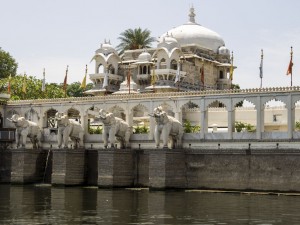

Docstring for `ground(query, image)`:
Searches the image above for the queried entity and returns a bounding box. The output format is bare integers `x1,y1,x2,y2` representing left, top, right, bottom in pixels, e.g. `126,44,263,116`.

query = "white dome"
160,7,225,52
95,40,117,55
138,51,151,62
218,46,230,55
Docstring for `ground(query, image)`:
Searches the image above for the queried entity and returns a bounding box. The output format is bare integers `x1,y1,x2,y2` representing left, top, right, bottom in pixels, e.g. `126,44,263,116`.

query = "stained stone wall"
2,147,300,192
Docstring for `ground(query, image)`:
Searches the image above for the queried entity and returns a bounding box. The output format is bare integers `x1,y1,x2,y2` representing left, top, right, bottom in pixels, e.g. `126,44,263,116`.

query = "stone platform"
1,145,300,192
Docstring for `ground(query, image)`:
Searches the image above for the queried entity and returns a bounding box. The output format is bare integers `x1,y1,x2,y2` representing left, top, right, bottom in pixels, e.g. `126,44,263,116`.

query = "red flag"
286,59,293,75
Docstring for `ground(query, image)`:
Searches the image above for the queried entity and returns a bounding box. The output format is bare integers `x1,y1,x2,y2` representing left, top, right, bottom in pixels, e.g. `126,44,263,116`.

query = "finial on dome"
189,6,196,23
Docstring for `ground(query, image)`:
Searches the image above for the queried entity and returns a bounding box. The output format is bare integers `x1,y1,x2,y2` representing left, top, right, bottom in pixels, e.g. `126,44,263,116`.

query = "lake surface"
0,185,300,225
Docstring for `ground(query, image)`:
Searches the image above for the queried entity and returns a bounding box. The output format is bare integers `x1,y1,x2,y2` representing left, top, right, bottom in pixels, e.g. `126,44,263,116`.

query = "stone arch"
235,99,257,132
159,58,167,69
295,99,300,131
108,105,125,120
97,63,105,74
24,108,40,123
45,108,58,128
132,104,150,131
264,98,287,132
107,64,115,74
181,101,200,125
207,100,228,133
87,106,102,134
206,99,227,109
170,59,178,70
67,108,81,122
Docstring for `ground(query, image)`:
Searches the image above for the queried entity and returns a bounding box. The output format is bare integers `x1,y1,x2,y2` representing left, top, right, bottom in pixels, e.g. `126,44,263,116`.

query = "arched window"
97,64,104,73
219,70,224,79
171,59,178,70
159,58,167,69
143,66,147,74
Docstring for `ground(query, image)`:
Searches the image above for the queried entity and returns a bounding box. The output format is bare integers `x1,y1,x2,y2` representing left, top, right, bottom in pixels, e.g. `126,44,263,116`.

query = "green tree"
66,82,94,97
117,27,155,54
0,75,65,100
0,48,18,78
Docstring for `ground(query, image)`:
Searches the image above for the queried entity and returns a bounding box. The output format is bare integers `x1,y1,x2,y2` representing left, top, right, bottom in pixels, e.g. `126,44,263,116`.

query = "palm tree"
117,28,155,54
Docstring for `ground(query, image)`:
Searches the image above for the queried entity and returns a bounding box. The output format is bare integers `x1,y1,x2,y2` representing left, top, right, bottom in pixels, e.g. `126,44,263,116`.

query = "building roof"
159,7,225,53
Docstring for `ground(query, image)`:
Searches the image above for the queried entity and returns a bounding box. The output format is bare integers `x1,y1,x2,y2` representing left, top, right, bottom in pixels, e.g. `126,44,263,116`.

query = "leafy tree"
66,82,94,97
0,48,18,78
117,27,155,54
0,75,65,100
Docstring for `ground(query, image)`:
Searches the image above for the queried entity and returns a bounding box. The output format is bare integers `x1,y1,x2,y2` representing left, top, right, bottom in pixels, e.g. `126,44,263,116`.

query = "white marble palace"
2,6,300,149
85,7,232,96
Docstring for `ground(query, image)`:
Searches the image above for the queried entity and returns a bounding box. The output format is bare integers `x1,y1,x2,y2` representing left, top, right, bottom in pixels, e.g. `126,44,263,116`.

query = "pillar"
287,94,295,139
256,96,263,139
227,100,235,139
200,99,207,139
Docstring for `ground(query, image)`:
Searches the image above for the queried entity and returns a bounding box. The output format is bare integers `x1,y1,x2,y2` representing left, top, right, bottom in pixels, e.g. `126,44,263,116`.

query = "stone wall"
1,147,300,192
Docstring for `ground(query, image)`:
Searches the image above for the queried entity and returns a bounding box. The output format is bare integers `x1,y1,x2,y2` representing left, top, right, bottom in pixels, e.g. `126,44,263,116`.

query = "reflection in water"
0,185,300,224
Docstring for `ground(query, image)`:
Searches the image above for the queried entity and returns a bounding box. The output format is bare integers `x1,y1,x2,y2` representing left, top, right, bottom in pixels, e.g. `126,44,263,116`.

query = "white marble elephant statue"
97,109,132,149
150,106,183,149
55,112,84,149
7,114,42,149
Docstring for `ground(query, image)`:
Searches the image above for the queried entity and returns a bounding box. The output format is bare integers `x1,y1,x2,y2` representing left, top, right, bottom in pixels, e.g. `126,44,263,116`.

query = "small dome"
159,7,225,52
95,40,117,55
157,33,180,50
137,51,151,62
218,46,230,55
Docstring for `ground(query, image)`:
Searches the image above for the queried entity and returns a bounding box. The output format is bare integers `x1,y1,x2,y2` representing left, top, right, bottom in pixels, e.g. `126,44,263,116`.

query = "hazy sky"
1,0,299,89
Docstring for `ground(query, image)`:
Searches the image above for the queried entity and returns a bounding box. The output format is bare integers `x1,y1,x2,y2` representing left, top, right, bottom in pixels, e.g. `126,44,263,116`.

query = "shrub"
296,121,300,131
133,125,149,134
184,120,200,133
89,126,102,134
235,121,255,132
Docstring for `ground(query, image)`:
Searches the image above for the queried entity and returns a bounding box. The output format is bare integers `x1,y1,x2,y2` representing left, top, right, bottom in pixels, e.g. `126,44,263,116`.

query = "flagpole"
64,65,68,98
290,46,293,87
260,49,263,89
230,51,234,89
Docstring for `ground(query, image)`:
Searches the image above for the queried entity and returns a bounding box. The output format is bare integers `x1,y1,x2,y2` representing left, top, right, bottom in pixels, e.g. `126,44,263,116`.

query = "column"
149,101,154,140
200,99,207,139
287,94,295,139
227,100,235,139
256,96,263,139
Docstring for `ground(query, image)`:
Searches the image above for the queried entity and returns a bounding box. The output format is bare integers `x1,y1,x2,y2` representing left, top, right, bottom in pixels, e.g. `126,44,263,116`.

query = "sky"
1,0,300,89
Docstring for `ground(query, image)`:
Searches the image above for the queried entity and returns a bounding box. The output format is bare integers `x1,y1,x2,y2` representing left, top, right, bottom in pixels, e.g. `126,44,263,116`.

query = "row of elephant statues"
7,107,184,149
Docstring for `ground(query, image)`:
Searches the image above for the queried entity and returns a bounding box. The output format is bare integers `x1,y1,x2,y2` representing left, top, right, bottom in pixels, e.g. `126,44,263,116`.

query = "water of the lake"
0,185,300,225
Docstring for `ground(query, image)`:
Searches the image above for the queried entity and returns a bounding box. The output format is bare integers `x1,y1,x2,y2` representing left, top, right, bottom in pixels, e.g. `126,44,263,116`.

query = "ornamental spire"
189,6,196,23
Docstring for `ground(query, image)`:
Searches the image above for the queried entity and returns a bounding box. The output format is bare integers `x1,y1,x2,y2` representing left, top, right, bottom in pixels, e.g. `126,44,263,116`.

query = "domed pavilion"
87,6,233,95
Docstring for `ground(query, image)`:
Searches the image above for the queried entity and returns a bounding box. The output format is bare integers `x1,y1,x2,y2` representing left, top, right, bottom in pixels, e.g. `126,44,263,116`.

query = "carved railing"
8,86,300,105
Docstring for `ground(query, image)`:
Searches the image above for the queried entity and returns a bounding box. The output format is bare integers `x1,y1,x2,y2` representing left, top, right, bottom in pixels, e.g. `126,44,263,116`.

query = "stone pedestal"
51,149,86,186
